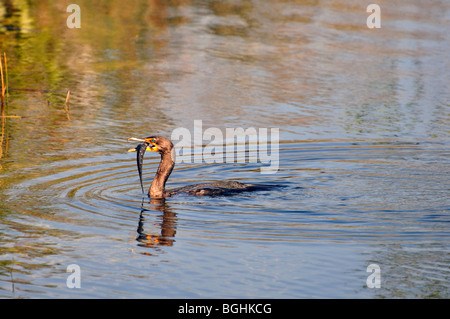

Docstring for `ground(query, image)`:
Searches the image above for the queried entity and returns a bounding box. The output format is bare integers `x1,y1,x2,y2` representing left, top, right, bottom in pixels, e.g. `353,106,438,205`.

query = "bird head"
127,136,173,154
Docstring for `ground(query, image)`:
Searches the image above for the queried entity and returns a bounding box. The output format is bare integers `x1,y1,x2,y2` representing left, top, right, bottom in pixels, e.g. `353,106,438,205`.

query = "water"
0,0,449,298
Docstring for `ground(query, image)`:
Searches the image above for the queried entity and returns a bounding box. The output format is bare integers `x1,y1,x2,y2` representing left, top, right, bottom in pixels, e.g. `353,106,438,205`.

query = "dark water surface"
0,0,449,298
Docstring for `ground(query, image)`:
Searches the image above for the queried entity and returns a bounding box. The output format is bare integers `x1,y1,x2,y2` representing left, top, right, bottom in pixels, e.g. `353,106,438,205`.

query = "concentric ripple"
1,155,154,241
1,139,449,298
4,139,449,246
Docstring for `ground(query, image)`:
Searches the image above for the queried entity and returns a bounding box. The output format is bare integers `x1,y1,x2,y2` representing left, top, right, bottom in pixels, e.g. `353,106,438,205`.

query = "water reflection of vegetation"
0,0,185,174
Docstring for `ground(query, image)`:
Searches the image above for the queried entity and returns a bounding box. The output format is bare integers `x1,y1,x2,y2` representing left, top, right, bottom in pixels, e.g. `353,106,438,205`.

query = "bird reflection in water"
136,198,177,255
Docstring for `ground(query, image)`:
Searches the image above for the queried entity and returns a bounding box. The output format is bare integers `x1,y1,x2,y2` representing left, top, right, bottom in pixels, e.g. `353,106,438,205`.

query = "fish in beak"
127,137,160,194
127,137,158,152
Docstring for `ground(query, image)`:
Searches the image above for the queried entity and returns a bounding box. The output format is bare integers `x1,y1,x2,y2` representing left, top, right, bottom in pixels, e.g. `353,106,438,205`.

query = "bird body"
128,136,272,198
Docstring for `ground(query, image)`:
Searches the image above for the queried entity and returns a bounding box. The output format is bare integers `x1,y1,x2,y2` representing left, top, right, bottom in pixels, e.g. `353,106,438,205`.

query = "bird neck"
149,150,175,198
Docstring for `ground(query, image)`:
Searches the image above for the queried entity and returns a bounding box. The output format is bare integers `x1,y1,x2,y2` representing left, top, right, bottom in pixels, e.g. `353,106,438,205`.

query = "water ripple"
5,139,446,247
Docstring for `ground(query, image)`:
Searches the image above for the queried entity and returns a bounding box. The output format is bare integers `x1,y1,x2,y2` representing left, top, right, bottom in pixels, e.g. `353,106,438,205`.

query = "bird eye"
151,139,155,143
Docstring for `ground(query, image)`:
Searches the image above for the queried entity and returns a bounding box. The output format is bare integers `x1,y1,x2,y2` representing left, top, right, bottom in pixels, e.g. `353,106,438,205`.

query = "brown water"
0,0,449,298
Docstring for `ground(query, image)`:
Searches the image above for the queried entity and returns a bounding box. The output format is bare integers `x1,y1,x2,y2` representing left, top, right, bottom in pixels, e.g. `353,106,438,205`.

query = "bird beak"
127,137,146,142
127,137,158,152
127,137,144,152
